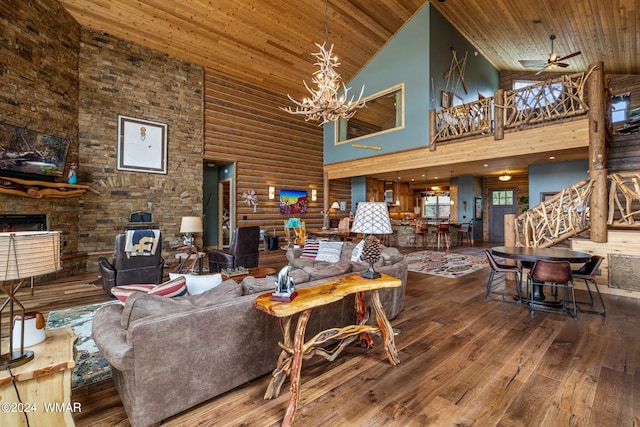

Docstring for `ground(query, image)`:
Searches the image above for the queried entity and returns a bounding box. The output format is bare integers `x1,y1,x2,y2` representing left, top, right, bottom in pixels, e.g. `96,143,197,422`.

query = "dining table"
490,246,591,305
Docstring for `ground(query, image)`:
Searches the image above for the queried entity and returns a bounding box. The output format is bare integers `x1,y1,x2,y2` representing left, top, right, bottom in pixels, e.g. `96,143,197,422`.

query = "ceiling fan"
518,35,581,75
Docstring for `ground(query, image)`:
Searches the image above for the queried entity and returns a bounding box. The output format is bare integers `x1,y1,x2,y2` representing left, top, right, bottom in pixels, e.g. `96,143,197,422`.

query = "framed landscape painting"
117,115,167,174
279,190,308,214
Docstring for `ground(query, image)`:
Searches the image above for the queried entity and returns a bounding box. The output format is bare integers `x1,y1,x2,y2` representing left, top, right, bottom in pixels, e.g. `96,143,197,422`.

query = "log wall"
203,68,350,243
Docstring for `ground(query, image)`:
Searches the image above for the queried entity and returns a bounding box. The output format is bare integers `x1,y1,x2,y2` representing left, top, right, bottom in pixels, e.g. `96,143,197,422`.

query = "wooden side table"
0,327,77,427
254,273,401,427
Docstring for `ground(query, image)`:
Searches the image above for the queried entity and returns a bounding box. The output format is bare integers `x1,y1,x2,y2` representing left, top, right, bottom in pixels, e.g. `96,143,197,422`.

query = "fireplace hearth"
0,214,47,232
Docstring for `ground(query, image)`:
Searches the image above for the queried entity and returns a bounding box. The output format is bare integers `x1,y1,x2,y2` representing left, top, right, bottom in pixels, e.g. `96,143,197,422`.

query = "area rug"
406,250,488,278
46,300,118,389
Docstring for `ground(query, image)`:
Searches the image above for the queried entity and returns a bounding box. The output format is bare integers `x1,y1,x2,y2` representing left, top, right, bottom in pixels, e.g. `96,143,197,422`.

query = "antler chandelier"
281,0,365,125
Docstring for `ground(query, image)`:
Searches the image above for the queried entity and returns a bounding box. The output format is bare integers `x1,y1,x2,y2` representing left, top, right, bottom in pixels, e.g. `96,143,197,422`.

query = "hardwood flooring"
8,245,640,426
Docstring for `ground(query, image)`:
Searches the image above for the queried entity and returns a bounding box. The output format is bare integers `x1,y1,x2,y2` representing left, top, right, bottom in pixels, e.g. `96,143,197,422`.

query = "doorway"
219,178,232,248
489,189,516,242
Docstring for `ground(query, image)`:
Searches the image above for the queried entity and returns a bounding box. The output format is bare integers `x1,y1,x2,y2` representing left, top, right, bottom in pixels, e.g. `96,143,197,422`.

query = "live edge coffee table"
254,273,401,427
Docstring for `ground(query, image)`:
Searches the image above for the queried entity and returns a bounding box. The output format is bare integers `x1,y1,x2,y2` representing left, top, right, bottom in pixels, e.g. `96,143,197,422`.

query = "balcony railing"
432,68,594,144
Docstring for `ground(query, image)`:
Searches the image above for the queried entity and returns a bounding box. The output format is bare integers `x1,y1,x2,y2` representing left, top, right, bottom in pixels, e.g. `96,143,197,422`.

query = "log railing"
608,172,640,226
431,67,595,144
514,178,594,248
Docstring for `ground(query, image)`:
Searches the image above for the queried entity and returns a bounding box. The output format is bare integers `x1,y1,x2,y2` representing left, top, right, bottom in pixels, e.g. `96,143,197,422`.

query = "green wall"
324,3,499,165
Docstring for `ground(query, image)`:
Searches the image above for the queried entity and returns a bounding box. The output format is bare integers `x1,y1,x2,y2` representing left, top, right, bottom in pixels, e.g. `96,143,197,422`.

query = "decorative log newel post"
323,171,329,216
587,62,608,244
429,109,437,151
504,214,518,279
494,89,504,140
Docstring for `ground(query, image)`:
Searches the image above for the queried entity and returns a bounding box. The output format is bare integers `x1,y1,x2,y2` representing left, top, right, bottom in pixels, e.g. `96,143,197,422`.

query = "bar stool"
432,222,450,250
414,220,427,248
458,222,472,246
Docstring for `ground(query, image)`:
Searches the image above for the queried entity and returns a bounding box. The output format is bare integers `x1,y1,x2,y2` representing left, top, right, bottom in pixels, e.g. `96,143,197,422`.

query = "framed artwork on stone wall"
117,115,167,174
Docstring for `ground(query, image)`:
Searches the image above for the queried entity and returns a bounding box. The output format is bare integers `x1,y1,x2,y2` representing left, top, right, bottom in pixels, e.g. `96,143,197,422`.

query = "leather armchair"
207,226,260,272
98,232,164,296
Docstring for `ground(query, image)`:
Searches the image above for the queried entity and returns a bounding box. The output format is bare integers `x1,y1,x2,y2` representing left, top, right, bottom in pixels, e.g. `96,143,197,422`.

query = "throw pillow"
111,276,188,304
300,239,320,259
169,272,223,295
351,240,365,264
315,240,343,263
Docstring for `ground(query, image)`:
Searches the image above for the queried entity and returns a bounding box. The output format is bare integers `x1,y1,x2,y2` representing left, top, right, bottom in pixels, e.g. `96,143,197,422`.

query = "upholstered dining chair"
484,249,522,304
207,226,260,272
527,259,577,319
98,231,164,296
571,255,606,315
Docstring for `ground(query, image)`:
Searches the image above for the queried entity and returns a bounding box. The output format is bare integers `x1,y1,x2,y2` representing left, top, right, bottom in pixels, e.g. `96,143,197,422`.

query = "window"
513,80,563,110
492,190,514,206
424,194,451,219
611,94,630,123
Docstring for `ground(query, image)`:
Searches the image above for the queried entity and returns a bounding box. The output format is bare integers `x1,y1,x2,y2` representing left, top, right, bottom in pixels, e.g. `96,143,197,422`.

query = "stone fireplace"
0,214,48,232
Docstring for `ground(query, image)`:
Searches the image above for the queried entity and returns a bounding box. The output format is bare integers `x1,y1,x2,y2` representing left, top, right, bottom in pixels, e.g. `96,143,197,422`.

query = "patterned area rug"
406,250,488,278
46,300,118,389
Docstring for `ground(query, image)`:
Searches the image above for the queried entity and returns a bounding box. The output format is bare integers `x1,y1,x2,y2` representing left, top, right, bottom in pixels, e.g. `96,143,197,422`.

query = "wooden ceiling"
57,0,636,181
58,0,638,99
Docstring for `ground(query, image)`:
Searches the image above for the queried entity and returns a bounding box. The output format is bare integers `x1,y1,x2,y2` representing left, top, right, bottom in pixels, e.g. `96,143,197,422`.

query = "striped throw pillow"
301,239,320,259
111,276,187,303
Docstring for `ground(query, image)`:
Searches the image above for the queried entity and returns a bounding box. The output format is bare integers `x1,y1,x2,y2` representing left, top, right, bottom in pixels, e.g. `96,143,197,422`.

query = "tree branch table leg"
356,291,374,348
371,290,400,365
282,309,311,427
265,317,293,399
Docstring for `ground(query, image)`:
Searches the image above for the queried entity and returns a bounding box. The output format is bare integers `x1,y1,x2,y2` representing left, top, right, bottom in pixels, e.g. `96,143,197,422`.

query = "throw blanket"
124,229,160,257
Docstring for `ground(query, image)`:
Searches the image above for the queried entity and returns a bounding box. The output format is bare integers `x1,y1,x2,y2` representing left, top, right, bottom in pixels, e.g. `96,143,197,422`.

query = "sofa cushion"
111,275,188,303
188,279,243,306
304,259,352,280
315,240,343,262
381,247,404,265
120,291,195,329
169,272,223,295
300,239,320,259
241,269,310,295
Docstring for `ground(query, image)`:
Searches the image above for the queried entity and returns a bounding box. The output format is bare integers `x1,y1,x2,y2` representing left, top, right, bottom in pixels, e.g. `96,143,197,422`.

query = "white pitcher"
12,311,46,349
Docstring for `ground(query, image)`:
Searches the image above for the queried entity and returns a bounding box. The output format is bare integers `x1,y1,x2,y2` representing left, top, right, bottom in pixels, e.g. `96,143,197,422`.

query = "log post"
587,62,608,243
494,89,504,140
429,109,437,151
323,171,329,214
504,214,517,277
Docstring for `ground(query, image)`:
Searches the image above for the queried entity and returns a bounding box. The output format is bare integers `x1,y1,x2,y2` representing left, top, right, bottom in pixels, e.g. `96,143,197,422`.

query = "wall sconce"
311,189,317,201
268,186,275,200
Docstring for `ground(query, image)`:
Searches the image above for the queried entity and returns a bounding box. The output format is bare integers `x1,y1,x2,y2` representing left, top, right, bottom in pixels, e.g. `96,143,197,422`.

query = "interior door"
489,189,516,242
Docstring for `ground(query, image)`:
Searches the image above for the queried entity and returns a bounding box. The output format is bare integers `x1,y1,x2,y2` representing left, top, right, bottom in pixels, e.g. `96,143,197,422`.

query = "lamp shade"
0,231,61,281
351,202,393,235
330,202,341,210
180,216,203,233
285,218,302,228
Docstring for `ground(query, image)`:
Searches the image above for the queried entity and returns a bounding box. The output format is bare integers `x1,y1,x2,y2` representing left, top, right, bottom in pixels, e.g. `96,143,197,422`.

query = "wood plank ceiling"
57,0,639,182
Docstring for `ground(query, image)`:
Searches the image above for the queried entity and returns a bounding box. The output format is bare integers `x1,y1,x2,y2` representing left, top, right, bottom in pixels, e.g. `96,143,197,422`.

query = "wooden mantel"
0,176,99,198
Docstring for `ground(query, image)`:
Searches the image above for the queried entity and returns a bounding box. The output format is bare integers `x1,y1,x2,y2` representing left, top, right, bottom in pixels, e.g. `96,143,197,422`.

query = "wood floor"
11,245,640,426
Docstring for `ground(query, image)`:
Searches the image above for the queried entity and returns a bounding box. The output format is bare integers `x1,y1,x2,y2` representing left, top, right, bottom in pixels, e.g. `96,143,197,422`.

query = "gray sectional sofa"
92,241,407,427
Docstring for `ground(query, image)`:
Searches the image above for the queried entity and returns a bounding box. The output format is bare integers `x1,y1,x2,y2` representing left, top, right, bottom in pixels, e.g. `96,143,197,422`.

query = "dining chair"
571,255,606,316
527,260,577,319
484,249,522,304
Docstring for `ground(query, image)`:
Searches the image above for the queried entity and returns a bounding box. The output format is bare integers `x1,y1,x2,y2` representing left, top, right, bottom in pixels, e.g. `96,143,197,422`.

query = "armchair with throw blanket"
207,226,260,272
98,230,164,296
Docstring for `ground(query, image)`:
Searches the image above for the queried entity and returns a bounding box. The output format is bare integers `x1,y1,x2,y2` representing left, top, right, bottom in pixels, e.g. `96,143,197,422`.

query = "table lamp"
285,218,302,248
351,202,393,279
180,216,203,246
0,231,61,368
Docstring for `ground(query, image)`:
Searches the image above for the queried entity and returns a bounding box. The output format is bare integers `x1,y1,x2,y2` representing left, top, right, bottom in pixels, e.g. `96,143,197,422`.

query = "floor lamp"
0,231,61,369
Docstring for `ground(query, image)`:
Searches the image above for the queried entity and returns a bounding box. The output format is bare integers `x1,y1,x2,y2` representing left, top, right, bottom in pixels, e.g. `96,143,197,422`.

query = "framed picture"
279,189,308,214
540,192,556,202
474,197,483,220
117,115,167,174
440,91,451,108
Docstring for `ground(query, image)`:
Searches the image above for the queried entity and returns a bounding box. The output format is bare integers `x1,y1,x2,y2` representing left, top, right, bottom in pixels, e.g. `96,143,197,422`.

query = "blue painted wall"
528,160,589,205
323,4,499,166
